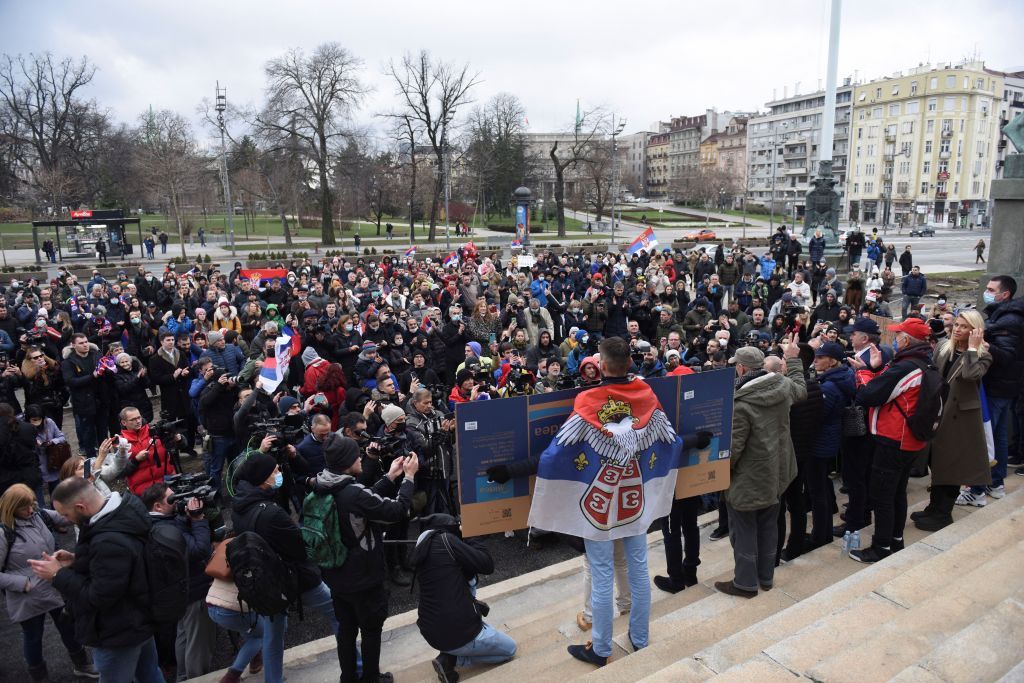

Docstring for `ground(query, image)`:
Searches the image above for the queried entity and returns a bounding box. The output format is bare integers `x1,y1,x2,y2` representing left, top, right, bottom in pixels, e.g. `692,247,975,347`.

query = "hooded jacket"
854,342,932,451
982,296,1024,398
52,493,154,648
411,516,494,652
123,423,176,494
312,469,414,594
726,359,807,512
815,364,856,457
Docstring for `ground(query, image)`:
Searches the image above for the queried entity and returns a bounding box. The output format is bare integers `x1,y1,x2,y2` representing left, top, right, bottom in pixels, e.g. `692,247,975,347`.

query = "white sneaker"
985,485,1006,499
955,489,987,507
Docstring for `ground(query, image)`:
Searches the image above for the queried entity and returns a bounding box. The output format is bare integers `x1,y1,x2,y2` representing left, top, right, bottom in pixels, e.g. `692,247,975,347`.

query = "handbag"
842,404,868,437
205,539,233,580
45,442,72,472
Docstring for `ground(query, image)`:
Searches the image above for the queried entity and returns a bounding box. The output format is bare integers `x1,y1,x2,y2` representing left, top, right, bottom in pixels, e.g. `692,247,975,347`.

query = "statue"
1004,111,1024,153
803,160,840,243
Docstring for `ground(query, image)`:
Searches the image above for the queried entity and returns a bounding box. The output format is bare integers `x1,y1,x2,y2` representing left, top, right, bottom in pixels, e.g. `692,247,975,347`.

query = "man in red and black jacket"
848,316,932,563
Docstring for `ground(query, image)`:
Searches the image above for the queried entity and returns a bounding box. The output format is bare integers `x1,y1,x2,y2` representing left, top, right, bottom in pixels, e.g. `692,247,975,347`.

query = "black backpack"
895,357,949,442
146,519,190,623
226,504,299,616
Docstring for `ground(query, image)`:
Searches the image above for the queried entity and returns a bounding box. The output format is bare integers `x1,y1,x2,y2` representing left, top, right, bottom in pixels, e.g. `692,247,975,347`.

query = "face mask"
131,317,141,325
392,422,406,433
110,298,119,304
451,314,461,322
271,472,284,489
983,291,997,305
581,336,589,345
344,324,354,332
891,339,900,355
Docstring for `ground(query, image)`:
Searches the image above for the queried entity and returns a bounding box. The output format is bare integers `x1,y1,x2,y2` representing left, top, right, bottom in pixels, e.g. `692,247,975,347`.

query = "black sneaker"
714,580,757,598
1015,466,1024,476
432,653,459,683
850,545,891,563
832,524,848,538
567,642,608,666
891,538,905,552
654,575,687,594
914,515,953,532
709,527,729,541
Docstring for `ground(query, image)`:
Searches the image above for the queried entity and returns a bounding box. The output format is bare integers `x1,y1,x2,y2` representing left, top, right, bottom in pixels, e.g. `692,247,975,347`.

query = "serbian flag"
528,378,683,541
280,324,302,358
240,268,288,286
404,246,417,259
442,251,459,269
627,227,658,255
510,238,523,250
260,333,295,393
981,384,995,464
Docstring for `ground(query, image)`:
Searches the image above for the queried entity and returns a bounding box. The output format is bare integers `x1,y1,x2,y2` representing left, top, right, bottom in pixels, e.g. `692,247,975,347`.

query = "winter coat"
61,348,101,416
199,344,245,376
0,418,42,493
901,273,927,298
111,361,154,422
212,305,242,334
148,348,191,418
231,481,322,594
123,423,177,494
0,509,68,623
788,376,823,460
312,470,414,594
814,364,856,458
981,297,1024,398
930,343,993,487
854,342,932,452
412,527,493,652
808,236,826,264
725,359,806,512
52,492,154,648
150,513,212,603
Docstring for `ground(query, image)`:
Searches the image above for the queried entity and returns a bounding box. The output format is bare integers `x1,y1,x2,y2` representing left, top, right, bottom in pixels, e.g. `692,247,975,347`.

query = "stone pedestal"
985,176,1024,302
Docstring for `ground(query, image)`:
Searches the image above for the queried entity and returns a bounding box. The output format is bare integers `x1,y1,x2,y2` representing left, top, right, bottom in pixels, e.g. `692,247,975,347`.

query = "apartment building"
716,116,748,208
847,60,1003,227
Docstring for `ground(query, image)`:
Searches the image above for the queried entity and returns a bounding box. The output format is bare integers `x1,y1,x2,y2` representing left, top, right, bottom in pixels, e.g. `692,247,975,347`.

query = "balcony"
885,134,896,143
939,151,951,159
784,167,807,175
783,150,807,159
941,129,953,138
936,191,948,199
937,171,950,180
883,153,894,162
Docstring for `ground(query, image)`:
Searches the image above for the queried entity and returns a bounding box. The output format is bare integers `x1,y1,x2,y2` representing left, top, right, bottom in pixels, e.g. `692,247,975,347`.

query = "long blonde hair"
0,484,36,529
939,309,986,359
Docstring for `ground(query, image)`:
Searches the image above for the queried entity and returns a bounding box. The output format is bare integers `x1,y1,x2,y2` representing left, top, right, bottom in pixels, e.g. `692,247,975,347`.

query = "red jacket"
853,343,930,452
123,423,177,494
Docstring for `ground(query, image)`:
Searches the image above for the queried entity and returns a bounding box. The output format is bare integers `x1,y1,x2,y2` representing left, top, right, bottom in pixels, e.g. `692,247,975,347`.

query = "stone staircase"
194,476,1024,683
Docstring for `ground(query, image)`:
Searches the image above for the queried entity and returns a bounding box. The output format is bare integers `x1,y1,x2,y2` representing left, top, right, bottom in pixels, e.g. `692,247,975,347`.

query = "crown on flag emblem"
597,397,636,425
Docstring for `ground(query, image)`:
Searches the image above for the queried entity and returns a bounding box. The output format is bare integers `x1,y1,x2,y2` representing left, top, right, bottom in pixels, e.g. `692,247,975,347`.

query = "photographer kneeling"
118,406,178,495
141,482,214,680
311,433,417,683
413,514,516,682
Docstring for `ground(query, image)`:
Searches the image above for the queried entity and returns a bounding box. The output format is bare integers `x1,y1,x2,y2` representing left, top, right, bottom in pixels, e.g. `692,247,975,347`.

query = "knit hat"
380,404,406,426
734,346,765,370
466,341,482,356
361,341,378,354
574,329,588,343
240,452,277,486
323,433,360,473
218,297,230,307
278,396,300,415
665,349,681,360
207,331,223,345
301,346,320,366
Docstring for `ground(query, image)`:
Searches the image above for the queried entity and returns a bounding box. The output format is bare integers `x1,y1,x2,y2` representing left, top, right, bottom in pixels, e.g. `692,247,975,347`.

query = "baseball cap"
851,317,880,335
814,342,846,361
887,317,931,341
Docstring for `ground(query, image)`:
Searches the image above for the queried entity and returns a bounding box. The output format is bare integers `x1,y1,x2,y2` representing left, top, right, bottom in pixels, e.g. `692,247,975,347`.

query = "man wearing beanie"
230,449,341,682
310,433,418,683
717,341,805,598
199,329,244,375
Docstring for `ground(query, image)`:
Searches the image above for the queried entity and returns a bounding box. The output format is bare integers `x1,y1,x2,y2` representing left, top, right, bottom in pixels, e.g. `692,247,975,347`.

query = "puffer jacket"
52,493,154,648
815,364,856,457
123,423,176,494
725,358,807,512
854,342,932,452
982,297,1024,398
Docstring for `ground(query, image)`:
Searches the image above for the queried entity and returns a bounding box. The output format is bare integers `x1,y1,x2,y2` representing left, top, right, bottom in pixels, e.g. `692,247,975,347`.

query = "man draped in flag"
259,332,295,393
528,337,683,665
626,226,658,255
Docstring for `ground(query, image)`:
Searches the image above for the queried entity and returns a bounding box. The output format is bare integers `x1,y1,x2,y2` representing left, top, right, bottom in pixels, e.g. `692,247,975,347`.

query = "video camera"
251,416,305,459
164,472,217,513
150,409,186,443
372,432,411,465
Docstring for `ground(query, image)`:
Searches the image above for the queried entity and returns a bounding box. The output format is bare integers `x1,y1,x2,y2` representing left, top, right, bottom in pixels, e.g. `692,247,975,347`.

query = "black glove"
486,464,511,484
695,431,714,449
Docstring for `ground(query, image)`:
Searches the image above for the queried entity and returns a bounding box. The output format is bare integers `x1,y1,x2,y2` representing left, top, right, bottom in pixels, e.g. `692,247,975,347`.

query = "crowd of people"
0,226,1019,681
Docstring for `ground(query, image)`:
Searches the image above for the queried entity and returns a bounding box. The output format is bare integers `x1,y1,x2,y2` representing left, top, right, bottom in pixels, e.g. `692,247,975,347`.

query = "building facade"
716,116,748,208
847,61,1003,228
746,84,853,225
646,132,670,198
617,131,651,197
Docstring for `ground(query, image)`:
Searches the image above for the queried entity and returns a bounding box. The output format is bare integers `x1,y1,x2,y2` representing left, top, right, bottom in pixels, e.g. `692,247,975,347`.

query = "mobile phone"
488,332,496,344
83,458,92,479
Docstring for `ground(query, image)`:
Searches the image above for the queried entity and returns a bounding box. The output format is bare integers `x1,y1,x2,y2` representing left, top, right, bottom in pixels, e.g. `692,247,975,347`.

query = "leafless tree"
584,139,615,222
257,43,367,245
385,50,479,242
132,109,204,259
549,106,608,237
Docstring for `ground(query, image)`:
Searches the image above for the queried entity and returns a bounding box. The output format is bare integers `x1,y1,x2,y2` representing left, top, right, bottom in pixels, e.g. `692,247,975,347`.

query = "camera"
373,432,411,465
251,416,305,459
164,472,222,526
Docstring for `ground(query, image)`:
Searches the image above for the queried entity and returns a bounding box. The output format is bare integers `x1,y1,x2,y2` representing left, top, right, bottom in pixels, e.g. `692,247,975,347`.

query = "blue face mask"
982,291,997,305
272,472,283,489
891,339,900,355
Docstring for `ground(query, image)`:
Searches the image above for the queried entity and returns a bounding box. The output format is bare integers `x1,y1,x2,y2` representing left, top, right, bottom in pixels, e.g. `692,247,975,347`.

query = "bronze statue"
803,161,840,243
1004,111,1024,153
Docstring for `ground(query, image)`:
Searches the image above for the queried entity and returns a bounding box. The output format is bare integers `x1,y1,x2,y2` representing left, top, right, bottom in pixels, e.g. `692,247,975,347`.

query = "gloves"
486,464,511,484
695,431,714,449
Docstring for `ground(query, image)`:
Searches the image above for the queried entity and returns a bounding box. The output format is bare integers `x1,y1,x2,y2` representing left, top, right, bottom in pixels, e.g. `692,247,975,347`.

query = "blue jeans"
259,613,288,683
446,622,517,668
584,534,651,657
73,412,98,458
205,436,236,492
973,395,1012,492
302,581,340,633
20,607,81,668
91,636,164,683
207,606,263,673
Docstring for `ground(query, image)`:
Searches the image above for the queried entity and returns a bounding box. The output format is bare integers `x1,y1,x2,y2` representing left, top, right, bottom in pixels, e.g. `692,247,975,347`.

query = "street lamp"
215,81,236,257
609,114,627,246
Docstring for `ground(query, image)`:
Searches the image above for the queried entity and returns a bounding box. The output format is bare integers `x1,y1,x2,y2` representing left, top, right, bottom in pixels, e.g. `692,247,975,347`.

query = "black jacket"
231,481,322,593
0,418,42,492
982,297,1024,398
198,379,237,437
52,493,154,647
788,376,824,460
411,529,493,652
313,471,414,594
148,350,191,418
151,513,212,603
61,350,100,416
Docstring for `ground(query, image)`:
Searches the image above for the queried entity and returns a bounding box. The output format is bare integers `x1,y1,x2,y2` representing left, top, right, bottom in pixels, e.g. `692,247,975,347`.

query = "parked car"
909,226,935,237
683,229,717,241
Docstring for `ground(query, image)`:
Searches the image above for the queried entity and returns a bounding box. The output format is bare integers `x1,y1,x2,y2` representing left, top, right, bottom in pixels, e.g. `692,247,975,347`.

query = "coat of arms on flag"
528,379,683,540
627,227,659,255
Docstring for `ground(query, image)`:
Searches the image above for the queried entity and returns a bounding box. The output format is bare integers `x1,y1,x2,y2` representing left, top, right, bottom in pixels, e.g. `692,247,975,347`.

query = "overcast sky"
2,0,1021,147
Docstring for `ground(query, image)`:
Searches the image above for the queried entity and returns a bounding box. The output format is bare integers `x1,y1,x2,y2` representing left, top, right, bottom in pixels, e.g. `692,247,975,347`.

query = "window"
853,182,859,193
946,75,956,88
977,78,985,89
954,182,959,194
855,145,862,158
926,119,935,133
892,85,900,96
865,182,874,194
906,100,920,114
897,181,909,194
925,140,933,154
899,161,911,175
960,119,965,132
858,109,866,120
923,161,931,174
868,126,879,139
942,119,953,132
973,181,981,193
867,144,876,156
872,106,883,119
855,164,860,176
973,159,982,175
866,163,876,176
921,181,929,194
927,98,937,112
875,87,882,99
943,96,956,111
857,127,863,139
858,92,866,101
930,77,938,89
911,81,918,95
889,103,901,116
902,120,915,134
956,160,962,173
964,77,970,89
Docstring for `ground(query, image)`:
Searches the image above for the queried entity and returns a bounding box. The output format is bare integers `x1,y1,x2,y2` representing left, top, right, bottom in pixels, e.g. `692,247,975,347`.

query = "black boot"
681,565,698,587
